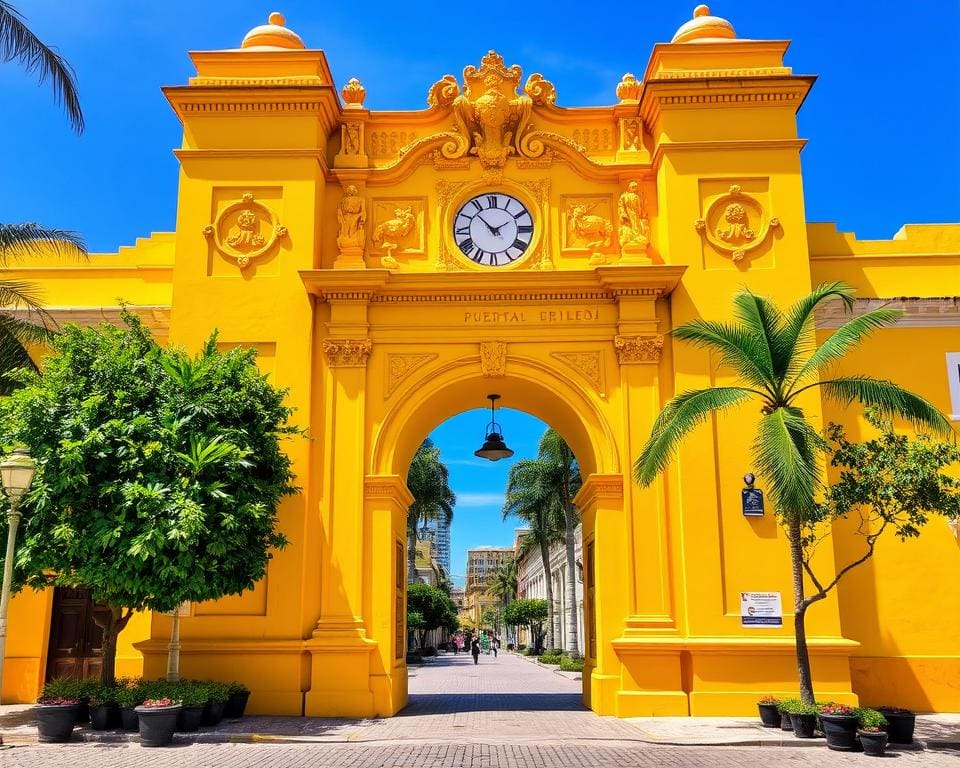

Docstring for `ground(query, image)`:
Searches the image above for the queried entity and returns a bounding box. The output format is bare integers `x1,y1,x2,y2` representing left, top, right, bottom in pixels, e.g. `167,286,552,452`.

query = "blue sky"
4,2,959,583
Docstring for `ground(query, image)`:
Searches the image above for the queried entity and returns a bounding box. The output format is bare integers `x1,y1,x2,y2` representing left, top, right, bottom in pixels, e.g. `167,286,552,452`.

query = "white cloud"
456,492,505,508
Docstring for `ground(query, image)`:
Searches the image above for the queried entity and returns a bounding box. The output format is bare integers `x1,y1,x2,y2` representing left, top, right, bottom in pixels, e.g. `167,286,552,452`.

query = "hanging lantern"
474,394,514,461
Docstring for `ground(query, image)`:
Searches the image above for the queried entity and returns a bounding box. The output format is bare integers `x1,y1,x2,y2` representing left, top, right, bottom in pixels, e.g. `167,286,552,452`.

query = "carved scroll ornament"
203,193,287,268
324,339,372,368
694,184,781,264
480,341,507,377
614,335,663,364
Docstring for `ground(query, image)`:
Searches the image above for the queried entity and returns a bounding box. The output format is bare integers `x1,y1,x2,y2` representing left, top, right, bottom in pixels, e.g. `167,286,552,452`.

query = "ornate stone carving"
435,179,468,209
373,206,417,268
524,73,557,105
616,72,641,102
621,118,642,151
521,179,550,206
694,184,782,264
323,338,372,368
551,351,604,392
427,74,460,108
617,181,651,264
614,335,664,364
572,128,613,152
436,241,461,272
368,131,418,159
567,202,613,265
337,185,366,250
479,341,507,377
385,353,437,397
203,192,286,268
341,77,366,108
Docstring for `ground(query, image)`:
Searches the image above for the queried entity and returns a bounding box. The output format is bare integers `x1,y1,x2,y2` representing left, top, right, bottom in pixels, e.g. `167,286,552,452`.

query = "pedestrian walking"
471,635,480,665
493,637,500,658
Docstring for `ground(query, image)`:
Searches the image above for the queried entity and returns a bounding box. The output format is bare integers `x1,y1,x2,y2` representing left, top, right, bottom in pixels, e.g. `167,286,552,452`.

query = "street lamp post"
0,448,36,705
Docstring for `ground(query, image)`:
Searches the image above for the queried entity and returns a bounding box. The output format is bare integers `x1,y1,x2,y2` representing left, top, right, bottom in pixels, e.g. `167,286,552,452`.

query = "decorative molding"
657,92,802,107
435,179,468,209
614,334,664,364
203,192,286,268
694,184,780,264
656,67,792,80
385,353,437,397
815,297,960,329
573,473,624,508
551,351,604,392
479,341,507,377
520,179,551,206
323,338,372,368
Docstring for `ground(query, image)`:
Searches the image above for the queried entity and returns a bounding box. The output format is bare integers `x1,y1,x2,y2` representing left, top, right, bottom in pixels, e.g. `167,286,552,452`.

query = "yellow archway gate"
299,265,684,716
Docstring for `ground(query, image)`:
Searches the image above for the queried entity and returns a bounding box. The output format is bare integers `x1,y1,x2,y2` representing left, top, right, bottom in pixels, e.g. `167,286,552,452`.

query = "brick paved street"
1,653,957,766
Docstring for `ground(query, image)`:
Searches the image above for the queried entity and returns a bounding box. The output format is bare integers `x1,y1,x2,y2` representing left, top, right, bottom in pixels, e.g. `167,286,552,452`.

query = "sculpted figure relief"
618,181,650,247
568,203,612,259
373,206,416,268
226,208,266,250
336,185,366,250
717,203,755,243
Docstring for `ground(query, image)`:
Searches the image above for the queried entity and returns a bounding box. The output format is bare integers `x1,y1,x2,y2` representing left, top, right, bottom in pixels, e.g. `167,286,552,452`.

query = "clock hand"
476,214,505,237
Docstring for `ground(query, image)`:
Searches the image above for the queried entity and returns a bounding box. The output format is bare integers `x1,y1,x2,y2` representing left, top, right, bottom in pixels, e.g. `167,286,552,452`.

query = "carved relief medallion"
694,184,781,264
480,341,507,377
203,193,287,268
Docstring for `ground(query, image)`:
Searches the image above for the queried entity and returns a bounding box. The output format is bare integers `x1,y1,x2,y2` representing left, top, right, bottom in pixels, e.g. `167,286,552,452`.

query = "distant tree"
406,440,455,583
504,598,549,653
0,315,298,685
635,283,952,705
801,410,960,611
1,3,86,389
406,582,457,650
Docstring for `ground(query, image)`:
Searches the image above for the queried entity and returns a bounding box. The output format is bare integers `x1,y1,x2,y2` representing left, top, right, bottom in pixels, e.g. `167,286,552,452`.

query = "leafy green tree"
1,3,86,388
486,558,517,640
406,582,457,650
801,409,960,607
406,439,455,583
503,598,549,653
634,282,952,705
0,315,299,685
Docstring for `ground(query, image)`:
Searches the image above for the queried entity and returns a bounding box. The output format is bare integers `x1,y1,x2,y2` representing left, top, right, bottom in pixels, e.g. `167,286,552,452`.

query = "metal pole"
0,501,22,705
166,610,181,682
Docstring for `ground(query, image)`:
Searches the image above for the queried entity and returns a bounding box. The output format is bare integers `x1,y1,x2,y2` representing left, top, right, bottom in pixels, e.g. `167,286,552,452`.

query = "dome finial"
672,5,737,43
241,11,306,49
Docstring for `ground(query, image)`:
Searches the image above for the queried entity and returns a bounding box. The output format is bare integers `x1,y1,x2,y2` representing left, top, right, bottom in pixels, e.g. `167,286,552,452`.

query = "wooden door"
45,587,109,681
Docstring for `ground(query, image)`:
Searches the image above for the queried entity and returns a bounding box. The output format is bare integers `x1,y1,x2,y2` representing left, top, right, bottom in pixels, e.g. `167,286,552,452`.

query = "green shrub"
39,678,81,704
206,681,231,704
519,647,531,656
87,683,119,706
858,708,887,732
781,699,818,716
539,653,562,665
559,657,584,672
548,648,563,656
115,681,145,710
176,681,209,708
227,681,249,695
777,697,799,713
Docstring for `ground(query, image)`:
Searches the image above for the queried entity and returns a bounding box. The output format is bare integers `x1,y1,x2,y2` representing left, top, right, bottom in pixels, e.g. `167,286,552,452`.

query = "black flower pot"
757,703,781,728
120,707,139,732
878,709,915,744
176,705,203,732
136,704,181,747
224,690,250,719
75,698,90,724
36,704,80,743
89,703,121,731
780,710,793,731
820,714,859,750
201,701,224,726
789,713,818,738
859,729,888,756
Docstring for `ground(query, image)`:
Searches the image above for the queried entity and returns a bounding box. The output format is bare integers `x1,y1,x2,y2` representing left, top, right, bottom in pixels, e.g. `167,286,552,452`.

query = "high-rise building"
421,517,451,574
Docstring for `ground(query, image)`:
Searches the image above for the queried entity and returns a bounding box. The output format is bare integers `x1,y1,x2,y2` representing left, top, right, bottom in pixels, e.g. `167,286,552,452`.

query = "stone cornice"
364,474,415,508
301,266,685,305
5,305,170,333
816,297,960,329
572,473,624,509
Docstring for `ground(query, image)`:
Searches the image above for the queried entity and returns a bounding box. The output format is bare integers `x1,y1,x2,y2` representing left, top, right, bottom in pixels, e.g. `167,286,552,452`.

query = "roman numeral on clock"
487,195,498,209
517,225,533,234
512,239,527,251
458,238,474,254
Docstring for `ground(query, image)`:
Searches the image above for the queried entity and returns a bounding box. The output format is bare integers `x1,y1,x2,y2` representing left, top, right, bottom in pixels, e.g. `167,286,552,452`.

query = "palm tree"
1,4,86,389
486,557,517,640
503,458,565,651
406,439,455,584
634,282,952,705
534,429,582,655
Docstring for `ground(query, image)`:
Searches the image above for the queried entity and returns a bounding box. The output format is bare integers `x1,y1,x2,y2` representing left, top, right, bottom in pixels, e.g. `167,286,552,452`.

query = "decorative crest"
342,78,366,108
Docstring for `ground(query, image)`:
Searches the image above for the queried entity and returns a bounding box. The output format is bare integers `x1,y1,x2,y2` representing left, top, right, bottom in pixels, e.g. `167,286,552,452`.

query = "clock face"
453,193,534,267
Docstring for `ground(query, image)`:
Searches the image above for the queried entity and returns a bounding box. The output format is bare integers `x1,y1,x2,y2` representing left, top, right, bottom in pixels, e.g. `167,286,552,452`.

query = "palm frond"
815,377,954,436
732,289,784,380
0,223,86,262
634,386,756,486
754,406,825,517
780,282,855,377
0,306,56,345
672,320,775,392
0,2,84,133
789,308,902,388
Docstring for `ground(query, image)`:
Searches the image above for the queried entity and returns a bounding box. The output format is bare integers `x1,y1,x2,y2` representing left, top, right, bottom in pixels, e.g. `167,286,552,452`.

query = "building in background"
421,517,451,574
464,546,513,627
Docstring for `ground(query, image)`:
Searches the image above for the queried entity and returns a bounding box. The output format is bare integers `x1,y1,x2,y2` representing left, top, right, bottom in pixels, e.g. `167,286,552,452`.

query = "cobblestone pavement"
1,653,957,766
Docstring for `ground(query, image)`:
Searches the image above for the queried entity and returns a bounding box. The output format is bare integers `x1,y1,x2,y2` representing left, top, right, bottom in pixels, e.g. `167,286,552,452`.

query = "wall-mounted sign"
947,353,960,421
742,488,765,516
741,591,782,627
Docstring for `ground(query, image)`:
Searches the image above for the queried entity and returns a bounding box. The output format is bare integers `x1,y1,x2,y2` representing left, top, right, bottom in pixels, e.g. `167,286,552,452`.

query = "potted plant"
201,681,230,726
223,681,251,719
88,683,121,731
777,697,798,731
877,706,915,744
136,697,182,747
35,694,80,743
781,699,819,738
175,682,207,732
819,702,860,751
756,695,781,728
116,679,144,731
858,708,889,757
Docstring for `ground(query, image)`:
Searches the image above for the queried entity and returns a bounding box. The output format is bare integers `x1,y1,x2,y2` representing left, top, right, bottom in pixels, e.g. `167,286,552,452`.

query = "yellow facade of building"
3,7,959,718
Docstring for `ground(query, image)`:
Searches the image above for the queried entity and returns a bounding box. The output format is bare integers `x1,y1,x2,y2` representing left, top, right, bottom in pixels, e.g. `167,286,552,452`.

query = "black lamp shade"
474,431,514,461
